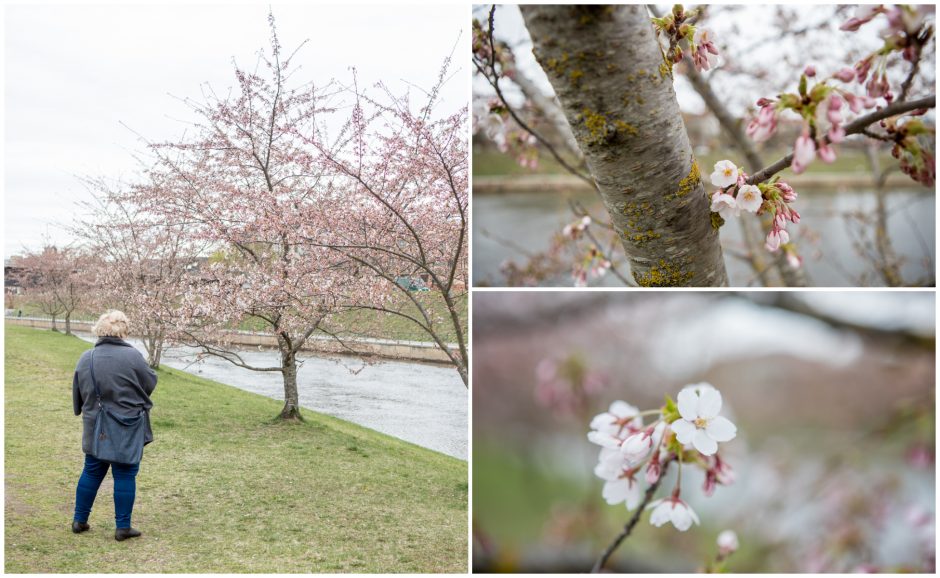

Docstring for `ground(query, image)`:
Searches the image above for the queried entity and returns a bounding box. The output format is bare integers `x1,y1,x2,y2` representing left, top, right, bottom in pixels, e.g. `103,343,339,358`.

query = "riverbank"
4,324,467,572
4,316,456,364
73,331,468,460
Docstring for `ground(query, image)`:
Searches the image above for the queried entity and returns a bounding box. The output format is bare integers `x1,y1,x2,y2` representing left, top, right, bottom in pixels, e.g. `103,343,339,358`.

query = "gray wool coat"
73,337,158,456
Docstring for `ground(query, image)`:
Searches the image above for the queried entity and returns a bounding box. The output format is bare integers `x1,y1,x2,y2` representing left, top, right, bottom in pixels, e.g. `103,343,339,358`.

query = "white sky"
3,2,468,253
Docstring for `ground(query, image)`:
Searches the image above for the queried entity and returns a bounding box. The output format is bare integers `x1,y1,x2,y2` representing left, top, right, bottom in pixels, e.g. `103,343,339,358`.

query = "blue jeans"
73,454,140,529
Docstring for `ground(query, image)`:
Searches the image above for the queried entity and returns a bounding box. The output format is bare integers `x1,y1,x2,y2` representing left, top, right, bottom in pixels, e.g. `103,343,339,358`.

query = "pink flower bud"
804,65,816,77
818,143,837,163
843,92,862,113
756,97,774,107
833,68,855,82
786,251,803,269
717,530,739,555
789,209,801,224
828,125,846,143
791,132,816,174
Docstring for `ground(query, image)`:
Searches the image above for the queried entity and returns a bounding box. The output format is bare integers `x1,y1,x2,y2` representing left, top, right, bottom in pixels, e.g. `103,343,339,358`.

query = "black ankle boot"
72,521,90,534
114,527,142,541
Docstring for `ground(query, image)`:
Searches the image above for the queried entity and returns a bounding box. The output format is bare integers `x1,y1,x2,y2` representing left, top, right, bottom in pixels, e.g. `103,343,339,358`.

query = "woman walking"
71,310,157,541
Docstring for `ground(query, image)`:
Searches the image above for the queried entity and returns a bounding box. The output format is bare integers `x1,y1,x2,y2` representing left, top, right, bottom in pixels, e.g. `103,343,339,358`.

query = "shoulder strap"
89,349,103,408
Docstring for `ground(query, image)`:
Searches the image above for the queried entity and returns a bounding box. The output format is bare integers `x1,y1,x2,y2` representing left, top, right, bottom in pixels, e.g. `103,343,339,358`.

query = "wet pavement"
77,333,467,460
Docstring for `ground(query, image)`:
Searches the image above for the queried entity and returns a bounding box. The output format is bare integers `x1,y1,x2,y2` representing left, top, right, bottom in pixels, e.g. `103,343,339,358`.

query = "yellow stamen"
694,417,708,428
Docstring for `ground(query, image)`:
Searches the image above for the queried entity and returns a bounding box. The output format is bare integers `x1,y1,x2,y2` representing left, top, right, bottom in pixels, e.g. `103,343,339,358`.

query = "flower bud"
834,68,855,83
804,65,816,77
717,530,739,555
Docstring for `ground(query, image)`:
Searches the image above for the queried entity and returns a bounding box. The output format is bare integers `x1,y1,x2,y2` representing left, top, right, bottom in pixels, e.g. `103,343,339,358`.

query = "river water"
473,188,935,286
76,333,467,460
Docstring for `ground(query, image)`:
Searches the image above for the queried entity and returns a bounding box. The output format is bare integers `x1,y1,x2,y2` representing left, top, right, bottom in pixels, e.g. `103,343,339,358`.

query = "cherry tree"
73,174,205,368
473,4,936,287
10,244,90,335
132,14,352,420
295,61,469,386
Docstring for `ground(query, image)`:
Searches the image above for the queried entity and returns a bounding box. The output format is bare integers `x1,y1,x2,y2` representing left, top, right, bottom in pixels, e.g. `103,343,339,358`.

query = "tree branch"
591,457,675,573
747,94,936,186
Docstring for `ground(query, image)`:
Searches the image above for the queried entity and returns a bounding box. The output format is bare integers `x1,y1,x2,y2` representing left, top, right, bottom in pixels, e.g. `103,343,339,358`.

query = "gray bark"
521,5,728,286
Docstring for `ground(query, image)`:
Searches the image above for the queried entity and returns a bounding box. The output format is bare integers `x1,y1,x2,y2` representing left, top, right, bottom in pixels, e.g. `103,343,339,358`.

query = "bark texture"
521,4,728,286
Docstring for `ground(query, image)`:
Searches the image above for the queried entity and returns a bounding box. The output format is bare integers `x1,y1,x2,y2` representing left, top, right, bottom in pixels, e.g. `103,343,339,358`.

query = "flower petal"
677,389,699,420
588,431,621,449
609,400,638,419
671,503,693,531
693,429,718,456
589,412,614,432
602,479,629,505
697,388,723,419
686,503,700,526
670,419,696,444
706,416,737,442
649,501,671,527
624,481,644,511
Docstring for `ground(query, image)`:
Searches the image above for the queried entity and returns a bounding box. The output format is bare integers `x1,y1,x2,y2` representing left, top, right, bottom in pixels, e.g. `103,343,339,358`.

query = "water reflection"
472,188,934,286
77,333,468,460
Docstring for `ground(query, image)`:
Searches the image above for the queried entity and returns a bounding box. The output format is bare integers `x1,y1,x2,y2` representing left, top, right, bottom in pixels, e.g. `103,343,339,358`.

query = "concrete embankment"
4,316,456,364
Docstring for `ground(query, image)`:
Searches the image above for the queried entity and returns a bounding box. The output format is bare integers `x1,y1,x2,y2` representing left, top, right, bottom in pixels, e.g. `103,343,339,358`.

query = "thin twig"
474,5,595,187
591,457,675,573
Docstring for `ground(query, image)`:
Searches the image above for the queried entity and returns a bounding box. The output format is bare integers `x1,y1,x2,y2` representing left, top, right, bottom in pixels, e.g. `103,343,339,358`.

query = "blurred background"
472,292,935,572
472,4,936,287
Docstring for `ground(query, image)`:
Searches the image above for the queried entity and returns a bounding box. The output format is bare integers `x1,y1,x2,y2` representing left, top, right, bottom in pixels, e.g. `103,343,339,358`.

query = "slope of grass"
4,324,467,573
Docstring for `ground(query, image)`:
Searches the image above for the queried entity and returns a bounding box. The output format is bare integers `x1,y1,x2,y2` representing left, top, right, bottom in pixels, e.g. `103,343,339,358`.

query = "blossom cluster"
558,216,612,287
474,99,539,170
588,383,737,531
707,160,802,264
745,5,935,185
652,5,720,73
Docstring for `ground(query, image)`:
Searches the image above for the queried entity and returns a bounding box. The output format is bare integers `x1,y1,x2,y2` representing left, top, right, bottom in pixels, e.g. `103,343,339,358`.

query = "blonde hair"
93,310,130,339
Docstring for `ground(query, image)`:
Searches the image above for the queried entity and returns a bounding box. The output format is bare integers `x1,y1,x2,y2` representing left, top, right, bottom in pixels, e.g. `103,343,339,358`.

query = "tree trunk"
146,332,165,369
521,5,728,286
278,344,303,421
51,314,58,332
64,311,72,336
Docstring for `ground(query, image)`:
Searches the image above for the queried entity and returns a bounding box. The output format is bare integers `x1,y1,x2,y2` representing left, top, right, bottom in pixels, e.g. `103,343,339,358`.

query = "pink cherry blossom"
791,132,816,174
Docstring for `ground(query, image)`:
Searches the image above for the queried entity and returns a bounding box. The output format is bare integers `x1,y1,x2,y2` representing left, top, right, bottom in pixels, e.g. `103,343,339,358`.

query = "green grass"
4,324,467,573
10,292,468,345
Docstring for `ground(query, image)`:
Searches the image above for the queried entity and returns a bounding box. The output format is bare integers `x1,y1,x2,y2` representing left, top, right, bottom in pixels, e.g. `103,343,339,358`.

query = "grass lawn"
9,292,468,345
4,324,467,573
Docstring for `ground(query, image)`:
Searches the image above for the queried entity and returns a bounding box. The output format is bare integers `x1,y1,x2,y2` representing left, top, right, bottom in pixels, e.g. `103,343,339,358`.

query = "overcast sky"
4,3,468,253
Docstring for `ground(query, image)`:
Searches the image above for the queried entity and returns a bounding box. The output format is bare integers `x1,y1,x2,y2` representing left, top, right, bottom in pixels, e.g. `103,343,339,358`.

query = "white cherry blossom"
620,431,653,464
670,387,737,456
736,184,763,213
602,474,645,510
710,192,738,221
710,160,739,188
648,497,700,531
588,401,642,448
